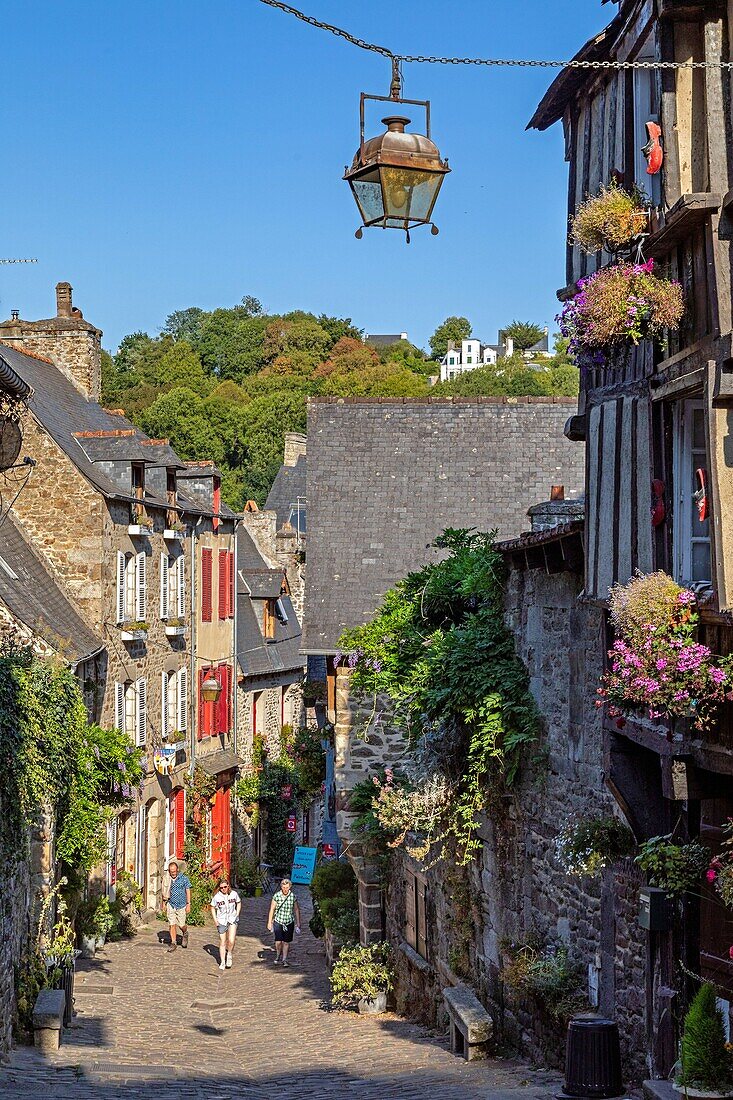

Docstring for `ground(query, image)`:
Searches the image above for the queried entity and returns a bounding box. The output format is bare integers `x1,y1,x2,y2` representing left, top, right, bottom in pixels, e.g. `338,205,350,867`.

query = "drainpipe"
232,519,240,757
189,516,203,777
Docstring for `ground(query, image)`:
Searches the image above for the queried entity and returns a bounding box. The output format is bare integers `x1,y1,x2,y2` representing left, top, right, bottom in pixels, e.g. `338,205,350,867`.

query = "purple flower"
333,650,342,668
117,761,126,773
710,667,727,686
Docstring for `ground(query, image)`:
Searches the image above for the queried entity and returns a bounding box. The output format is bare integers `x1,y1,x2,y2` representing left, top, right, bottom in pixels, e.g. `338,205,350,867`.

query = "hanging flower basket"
557,260,684,371
570,181,649,254
597,572,733,731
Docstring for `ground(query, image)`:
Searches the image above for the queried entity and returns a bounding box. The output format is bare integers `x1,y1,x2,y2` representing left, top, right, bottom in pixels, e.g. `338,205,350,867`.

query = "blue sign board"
291,845,318,885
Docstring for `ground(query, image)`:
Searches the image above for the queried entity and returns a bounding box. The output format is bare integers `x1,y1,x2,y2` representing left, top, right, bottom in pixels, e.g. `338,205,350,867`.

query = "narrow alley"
1,893,562,1100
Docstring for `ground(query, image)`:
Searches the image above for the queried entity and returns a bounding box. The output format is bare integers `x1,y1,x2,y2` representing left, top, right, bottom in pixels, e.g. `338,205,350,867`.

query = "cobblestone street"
0,892,563,1099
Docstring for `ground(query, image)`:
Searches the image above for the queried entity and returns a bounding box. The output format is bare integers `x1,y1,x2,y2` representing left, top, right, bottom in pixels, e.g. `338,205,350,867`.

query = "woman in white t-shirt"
210,878,241,971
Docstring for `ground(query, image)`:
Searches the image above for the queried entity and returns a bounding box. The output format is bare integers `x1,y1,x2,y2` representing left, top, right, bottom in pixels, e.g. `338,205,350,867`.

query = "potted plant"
76,896,114,957
635,834,710,930
570,181,649,254
164,519,186,539
301,678,327,707
233,855,261,898
128,503,153,534
674,983,733,1098
557,259,684,371
597,572,733,731
330,941,394,1014
165,617,186,637
555,815,636,877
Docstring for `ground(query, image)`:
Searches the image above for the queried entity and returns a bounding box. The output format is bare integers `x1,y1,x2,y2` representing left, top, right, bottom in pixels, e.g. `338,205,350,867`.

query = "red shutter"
199,667,216,739
211,787,231,874
228,551,235,619
216,663,231,734
218,550,228,620
201,548,213,622
175,789,185,858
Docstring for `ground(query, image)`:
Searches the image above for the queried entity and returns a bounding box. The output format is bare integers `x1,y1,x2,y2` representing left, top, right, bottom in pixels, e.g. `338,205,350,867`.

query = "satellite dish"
0,417,23,470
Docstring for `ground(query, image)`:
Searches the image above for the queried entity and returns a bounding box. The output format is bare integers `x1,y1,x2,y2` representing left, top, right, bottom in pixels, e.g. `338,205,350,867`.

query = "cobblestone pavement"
1,892,563,1099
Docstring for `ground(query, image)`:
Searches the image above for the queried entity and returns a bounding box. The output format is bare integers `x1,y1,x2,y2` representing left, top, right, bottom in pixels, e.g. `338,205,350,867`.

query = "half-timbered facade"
530,0,733,1077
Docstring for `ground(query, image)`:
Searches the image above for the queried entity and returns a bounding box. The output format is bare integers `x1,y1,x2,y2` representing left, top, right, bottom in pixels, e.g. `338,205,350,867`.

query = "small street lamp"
201,673,222,704
344,61,450,242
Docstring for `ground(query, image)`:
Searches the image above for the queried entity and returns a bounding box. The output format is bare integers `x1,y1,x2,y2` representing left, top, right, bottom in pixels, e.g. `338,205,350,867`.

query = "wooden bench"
32,988,66,1053
443,983,493,1062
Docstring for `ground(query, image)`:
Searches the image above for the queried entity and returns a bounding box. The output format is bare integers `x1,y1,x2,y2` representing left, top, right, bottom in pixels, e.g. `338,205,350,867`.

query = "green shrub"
330,942,394,1009
677,982,733,1090
635,835,710,896
556,816,636,877
310,861,359,941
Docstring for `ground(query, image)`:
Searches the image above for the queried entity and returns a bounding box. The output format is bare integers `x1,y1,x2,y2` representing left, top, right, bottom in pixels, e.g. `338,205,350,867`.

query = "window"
176,555,186,619
466,356,472,365
201,548,213,622
177,667,188,732
135,677,147,746
160,554,169,619
264,599,276,639
218,549,230,619
161,670,179,736
213,476,221,533
132,463,145,500
673,399,711,587
405,867,427,959
632,40,661,204
198,663,230,738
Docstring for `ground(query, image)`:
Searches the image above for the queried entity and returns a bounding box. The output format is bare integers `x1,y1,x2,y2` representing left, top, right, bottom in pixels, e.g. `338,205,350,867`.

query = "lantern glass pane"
351,173,385,224
380,167,443,223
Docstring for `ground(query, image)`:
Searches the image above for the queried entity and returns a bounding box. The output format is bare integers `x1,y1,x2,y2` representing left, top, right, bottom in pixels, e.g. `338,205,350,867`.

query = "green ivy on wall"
340,529,540,864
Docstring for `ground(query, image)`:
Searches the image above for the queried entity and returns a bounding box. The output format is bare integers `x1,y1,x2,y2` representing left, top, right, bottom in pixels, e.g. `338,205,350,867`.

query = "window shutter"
160,554,169,620
228,550,235,618
201,549,213,622
177,555,186,619
197,668,206,740
116,551,126,624
175,789,185,858
161,670,168,737
216,663,230,734
115,682,125,732
177,667,188,732
135,678,147,746
218,550,228,620
135,552,147,621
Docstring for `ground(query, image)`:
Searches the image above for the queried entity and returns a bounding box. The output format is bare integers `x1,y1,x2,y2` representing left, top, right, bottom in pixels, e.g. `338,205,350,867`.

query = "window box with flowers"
163,521,186,541
557,259,684,372
120,621,149,642
598,572,733,732
164,617,186,637
128,503,153,536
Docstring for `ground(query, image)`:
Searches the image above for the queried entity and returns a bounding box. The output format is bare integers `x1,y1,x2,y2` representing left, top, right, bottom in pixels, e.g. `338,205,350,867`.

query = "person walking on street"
210,878,241,971
162,860,191,952
267,878,301,967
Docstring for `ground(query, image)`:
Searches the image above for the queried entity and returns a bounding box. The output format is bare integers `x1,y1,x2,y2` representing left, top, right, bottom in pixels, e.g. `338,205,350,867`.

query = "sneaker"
219,959,226,971
181,928,189,949
282,960,290,968
167,943,177,952
273,955,281,965
225,952,232,969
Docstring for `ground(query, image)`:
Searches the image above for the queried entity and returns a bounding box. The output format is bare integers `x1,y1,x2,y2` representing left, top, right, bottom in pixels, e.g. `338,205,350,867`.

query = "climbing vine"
0,645,144,875
339,529,540,864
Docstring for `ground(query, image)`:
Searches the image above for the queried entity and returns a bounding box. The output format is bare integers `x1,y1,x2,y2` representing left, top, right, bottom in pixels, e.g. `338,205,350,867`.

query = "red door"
210,786,231,875
169,788,185,860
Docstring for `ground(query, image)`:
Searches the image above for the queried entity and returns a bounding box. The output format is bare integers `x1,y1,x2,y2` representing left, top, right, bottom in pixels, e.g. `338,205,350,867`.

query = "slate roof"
0,513,102,663
0,345,223,518
236,527,304,681
265,454,307,530
303,397,586,653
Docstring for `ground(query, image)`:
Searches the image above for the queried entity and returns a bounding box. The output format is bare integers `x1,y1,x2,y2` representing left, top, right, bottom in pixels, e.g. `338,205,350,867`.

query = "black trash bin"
48,958,75,1027
563,1013,623,1099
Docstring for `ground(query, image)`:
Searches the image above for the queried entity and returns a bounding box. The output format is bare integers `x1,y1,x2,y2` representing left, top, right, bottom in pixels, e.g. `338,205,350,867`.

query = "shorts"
167,904,187,927
274,920,294,943
217,922,237,935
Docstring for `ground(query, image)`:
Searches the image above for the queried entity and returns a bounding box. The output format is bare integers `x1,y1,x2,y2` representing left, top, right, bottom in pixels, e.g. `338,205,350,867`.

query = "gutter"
0,352,32,400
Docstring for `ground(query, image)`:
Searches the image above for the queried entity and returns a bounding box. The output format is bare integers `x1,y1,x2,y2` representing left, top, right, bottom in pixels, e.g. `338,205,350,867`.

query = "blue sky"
4,1,608,352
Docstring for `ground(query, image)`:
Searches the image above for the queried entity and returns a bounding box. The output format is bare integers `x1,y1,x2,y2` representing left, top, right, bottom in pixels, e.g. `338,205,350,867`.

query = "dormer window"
166,468,177,529
213,476,221,532
132,462,145,500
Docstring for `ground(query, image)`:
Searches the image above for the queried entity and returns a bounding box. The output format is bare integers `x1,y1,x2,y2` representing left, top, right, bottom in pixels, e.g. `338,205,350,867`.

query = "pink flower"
656,658,668,671
707,869,718,883
728,946,733,960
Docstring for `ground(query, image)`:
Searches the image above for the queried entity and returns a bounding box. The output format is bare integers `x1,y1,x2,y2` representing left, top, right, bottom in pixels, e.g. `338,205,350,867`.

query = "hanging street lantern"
201,673,222,704
344,60,450,243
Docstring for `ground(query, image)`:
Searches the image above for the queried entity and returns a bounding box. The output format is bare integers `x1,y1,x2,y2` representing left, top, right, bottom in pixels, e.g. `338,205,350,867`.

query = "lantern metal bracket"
358,91,432,167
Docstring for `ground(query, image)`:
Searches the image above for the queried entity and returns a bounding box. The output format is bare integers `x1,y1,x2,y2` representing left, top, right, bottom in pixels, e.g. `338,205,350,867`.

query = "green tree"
317,313,363,347
239,391,308,504
678,983,733,1090
429,316,472,360
196,309,269,380
262,312,332,366
162,307,206,344
503,320,546,352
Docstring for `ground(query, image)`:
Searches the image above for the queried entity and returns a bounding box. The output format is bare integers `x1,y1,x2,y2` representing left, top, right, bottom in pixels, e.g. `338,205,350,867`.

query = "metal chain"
258,0,733,69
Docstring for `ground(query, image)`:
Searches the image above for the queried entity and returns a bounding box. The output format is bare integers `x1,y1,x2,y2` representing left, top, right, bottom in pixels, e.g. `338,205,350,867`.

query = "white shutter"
116,551,126,624
161,670,168,737
160,554,169,620
115,681,125,732
135,552,147,621
177,667,187,732
135,677,147,746
177,555,186,619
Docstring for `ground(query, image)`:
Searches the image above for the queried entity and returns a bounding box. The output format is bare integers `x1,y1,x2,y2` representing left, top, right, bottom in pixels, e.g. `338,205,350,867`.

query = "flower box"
127,523,153,537
165,624,186,637
163,528,185,541
120,627,148,642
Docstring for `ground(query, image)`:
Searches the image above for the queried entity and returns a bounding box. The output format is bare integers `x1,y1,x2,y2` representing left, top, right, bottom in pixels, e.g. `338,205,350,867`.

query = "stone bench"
443,983,493,1062
32,988,66,1053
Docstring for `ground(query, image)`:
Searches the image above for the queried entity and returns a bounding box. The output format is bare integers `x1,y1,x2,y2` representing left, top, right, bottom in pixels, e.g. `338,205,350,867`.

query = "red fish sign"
642,122,663,175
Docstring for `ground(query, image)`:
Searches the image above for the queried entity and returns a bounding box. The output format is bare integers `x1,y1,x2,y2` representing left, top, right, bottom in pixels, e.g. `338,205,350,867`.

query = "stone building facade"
0,284,237,913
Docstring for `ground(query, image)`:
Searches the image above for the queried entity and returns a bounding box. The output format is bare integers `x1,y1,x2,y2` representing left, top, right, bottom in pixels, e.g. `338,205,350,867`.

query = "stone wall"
332,564,648,1082
0,807,55,1058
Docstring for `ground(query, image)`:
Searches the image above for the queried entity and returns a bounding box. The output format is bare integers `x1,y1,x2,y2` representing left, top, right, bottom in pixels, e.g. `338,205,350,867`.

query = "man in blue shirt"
162,860,191,952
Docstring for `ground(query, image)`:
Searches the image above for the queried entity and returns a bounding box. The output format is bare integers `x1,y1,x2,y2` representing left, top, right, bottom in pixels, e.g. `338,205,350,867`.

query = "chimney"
528,488,584,532
283,432,307,467
56,282,73,319
0,282,102,403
